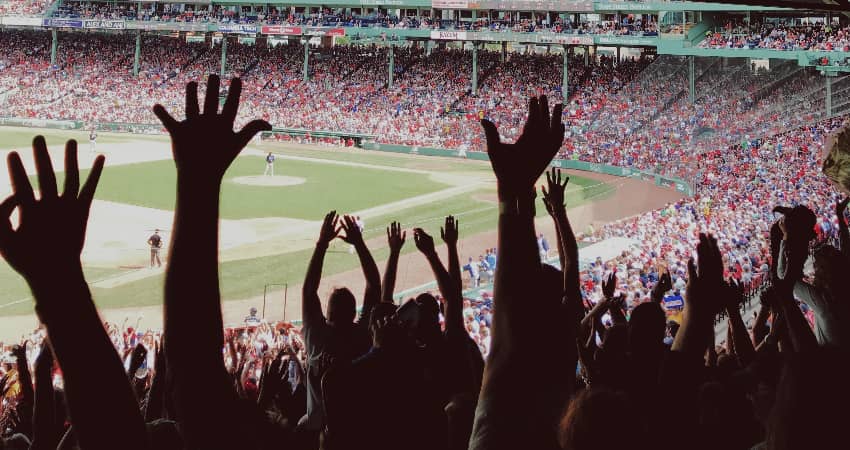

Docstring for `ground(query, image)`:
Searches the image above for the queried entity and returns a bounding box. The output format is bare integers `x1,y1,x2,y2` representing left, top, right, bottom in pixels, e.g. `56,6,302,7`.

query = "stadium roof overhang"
701,0,848,11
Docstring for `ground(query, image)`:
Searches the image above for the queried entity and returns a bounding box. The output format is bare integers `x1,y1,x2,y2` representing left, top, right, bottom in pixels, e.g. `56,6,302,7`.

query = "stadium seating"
0,28,848,450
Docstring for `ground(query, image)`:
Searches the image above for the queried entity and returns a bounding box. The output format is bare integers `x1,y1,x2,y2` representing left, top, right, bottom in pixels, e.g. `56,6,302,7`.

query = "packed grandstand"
1,0,850,448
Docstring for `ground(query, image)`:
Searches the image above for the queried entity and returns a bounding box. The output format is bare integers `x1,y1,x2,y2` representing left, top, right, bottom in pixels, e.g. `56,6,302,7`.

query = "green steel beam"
133,30,141,77
50,29,57,65
562,46,569,102
688,55,695,104
303,41,310,82
827,75,833,118
388,44,394,88
220,36,227,79
472,42,478,94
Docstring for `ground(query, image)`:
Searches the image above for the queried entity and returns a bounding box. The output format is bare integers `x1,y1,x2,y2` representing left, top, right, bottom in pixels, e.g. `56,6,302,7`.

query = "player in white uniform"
89,129,97,153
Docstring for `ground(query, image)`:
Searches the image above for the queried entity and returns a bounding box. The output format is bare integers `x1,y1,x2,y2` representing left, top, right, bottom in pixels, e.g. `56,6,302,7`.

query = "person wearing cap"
147,229,163,268
263,152,275,176
245,307,262,327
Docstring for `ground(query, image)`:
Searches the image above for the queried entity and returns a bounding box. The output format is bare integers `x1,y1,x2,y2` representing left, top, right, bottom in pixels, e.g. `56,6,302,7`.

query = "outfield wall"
362,142,695,195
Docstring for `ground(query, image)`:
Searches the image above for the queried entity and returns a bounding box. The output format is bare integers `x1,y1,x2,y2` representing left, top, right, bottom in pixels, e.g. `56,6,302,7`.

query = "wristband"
499,192,537,216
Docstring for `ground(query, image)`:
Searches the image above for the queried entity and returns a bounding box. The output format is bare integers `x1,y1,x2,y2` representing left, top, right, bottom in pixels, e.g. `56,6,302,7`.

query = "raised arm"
153,74,271,448
0,138,146,449
542,168,581,303
11,344,33,436
441,216,465,338
837,197,849,258
413,227,455,312
303,211,339,326
672,233,725,356
651,270,673,304
381,221,406,304
30,345,58,450
339,215,381,324
724,280,756,367
471,96,566,450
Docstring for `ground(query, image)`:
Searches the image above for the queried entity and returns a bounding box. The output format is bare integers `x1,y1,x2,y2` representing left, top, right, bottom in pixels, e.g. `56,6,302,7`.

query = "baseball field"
0,127,684,339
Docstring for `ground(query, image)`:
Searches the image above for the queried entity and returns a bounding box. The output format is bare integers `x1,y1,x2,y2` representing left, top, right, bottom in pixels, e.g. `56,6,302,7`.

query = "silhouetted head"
628,302,666,355
414,293,440,339
327,287,356,326
559,387,644,450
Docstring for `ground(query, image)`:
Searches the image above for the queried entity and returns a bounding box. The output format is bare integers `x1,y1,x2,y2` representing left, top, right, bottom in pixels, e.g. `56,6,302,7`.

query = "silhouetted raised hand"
0,136,146,449
652,270,673,303
31,344,59,450
338,215,364,247
153,75,271,184
0,137,102,286
481,96,564,200
472,97,568,450
382,221,406,303
441,216,458,248
541,167,569,216
413,228,437,257
673,233,725,354
387,221,406,253
159,74,270,450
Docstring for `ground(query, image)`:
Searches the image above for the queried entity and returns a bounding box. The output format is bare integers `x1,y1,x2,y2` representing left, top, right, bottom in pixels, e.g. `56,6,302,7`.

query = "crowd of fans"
0,63,846,449
2,30,847,178
0,0,50,17
700,21,850,52
45,2,660,36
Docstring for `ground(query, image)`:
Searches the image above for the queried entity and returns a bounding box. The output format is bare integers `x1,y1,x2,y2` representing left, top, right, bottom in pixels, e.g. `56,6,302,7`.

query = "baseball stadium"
0,0,848,448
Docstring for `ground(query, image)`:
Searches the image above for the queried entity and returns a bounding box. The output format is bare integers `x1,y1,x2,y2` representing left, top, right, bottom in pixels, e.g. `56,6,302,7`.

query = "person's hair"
628,302,666,354
415,293,440,334
327,287,357,325
558,387,644,450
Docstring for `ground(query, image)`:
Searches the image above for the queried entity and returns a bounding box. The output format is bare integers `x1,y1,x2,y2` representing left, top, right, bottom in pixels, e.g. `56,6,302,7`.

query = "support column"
616,46,621,63
827,75,833,118
303,39,310,81
584,45,588,66
133,29,141,76
562,45,569,102
472,42,479,94
688,55,695,104
388,44,395,88
501,41,507,62
220,35,227,79
50,29,58,65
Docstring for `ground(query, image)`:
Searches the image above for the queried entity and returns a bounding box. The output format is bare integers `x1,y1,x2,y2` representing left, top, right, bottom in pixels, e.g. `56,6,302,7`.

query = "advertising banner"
537,34,593,45
83,19,125,30
430,30,467,40
126,21,209,31
217,23,258,34
305,27,345,36
42,18,82,28
469,1,592,12
433,0,469,7
261,25,302,35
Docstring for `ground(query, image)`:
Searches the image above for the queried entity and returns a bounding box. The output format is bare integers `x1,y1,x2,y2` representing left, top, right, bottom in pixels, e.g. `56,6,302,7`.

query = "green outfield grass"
36,155,451,220
0,127,617,317
0,128,168,149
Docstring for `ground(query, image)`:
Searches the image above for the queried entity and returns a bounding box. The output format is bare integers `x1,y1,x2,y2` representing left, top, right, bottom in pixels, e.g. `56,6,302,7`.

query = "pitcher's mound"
232,175,307,187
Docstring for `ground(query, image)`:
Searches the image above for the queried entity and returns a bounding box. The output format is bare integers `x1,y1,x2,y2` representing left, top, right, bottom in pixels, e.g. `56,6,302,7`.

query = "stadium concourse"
0,22,847,450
